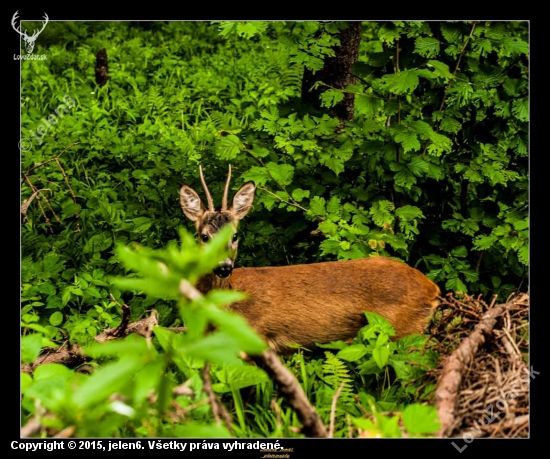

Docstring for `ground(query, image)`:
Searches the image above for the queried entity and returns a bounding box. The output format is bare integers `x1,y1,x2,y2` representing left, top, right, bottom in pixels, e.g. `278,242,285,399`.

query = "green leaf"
415,37,440,58
518,244,528,265
84,333,153,359
320,89,345,108
33,363,75,381
242,166,269,187
132,217,152,232
266,162,294,186
24,373,74,413
181,331,248,364
321,156,346,175
394,128,420,153
73,356,143,409
440,23,462,45
320,237,341,256
372,345,391,369
204,302,267,354
474,234,498,250
427,60,454,81
440,116,462,133
213,364,268,392
407,156,430,176
363,311,396,337
395,205,424,221
49,311,63,327
462,219,479,236
451,246,468,258
512,97,528,122
378,23,401,45
473,38,493,55
309,196,326,217
500,36,528,57
21,333,45,364
445,276,468,294
369,200,395,227
356,94,383,117
382,70,420,95
326,196,341,215
291,188,310,202
351,417,377,433
337,344,368,362
397,334,430,350
402,404,440,435
318,220,338,236
21,372,33,394
216,134,243,160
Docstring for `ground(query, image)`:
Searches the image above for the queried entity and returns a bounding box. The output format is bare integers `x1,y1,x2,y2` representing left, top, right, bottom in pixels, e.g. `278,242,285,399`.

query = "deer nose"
214,263,233,279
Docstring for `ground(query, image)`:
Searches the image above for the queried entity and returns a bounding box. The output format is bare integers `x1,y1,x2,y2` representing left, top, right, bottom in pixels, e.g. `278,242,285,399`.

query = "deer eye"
201,234,209,243
232,233,239,243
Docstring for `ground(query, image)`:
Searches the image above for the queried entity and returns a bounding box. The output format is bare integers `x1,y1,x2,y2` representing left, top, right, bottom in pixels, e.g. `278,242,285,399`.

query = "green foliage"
21,20,527,437
22,230,266,437
295,312,440,437
22,229,439,438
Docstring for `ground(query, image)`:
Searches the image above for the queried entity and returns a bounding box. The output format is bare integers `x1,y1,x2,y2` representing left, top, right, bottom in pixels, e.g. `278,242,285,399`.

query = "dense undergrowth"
20,21,528,437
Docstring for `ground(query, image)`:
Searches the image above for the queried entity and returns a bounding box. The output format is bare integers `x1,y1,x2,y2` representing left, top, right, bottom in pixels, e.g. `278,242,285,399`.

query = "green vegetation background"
20,21,528,438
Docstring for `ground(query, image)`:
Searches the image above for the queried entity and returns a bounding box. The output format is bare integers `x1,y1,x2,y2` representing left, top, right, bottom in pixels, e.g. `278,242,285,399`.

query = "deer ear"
180,185,204,222
231,182,255,220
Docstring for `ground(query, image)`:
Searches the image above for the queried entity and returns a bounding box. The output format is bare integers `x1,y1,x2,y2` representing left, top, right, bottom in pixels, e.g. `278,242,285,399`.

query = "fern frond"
209,111,245,132
322,351,354,404
146,86,168,115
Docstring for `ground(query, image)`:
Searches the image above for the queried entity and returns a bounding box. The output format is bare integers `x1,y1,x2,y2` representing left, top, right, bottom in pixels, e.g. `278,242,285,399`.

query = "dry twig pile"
430,292,529,438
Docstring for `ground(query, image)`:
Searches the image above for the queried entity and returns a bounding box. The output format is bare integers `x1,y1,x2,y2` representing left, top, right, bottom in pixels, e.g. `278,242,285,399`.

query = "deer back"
226,257,440,352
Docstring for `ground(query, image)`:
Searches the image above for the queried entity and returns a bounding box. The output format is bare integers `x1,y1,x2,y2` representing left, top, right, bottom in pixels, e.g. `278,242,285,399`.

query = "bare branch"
249,349,328,438
329,382,345,438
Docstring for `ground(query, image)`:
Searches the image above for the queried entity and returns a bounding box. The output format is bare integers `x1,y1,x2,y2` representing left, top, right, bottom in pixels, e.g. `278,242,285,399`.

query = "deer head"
12,11,49,54
180,165,255,279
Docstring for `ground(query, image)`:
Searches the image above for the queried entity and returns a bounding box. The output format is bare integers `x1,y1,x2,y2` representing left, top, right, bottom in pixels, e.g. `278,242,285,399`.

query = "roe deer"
180,166,440,353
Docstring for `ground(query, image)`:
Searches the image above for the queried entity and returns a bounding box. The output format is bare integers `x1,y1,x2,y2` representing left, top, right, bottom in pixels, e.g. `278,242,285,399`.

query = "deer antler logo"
11,11,49,54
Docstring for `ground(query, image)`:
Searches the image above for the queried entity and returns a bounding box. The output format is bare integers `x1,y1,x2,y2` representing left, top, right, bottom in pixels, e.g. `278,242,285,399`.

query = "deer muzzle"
214,259,233,278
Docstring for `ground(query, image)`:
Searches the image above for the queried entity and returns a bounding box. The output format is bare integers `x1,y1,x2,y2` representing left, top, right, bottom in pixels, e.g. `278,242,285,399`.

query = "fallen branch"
249,350,328,438
22,301,159,373
21,341,86,374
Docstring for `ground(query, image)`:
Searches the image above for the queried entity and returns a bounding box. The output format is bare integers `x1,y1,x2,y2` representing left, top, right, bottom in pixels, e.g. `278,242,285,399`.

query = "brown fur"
197,258,440,353
182,166,440,353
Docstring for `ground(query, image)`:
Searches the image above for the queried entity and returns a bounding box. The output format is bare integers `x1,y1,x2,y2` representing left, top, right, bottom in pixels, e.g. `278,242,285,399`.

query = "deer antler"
221,165,232,211
199,165,214,212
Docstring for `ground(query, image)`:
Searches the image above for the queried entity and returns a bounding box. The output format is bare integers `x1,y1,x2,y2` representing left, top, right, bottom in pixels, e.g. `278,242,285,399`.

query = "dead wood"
431,292,529,438
21,301,158,373
248,349,328,438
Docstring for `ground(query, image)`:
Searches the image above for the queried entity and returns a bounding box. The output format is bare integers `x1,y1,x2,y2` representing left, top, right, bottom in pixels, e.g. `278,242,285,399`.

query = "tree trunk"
301,22,362,121
95,48,109,87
